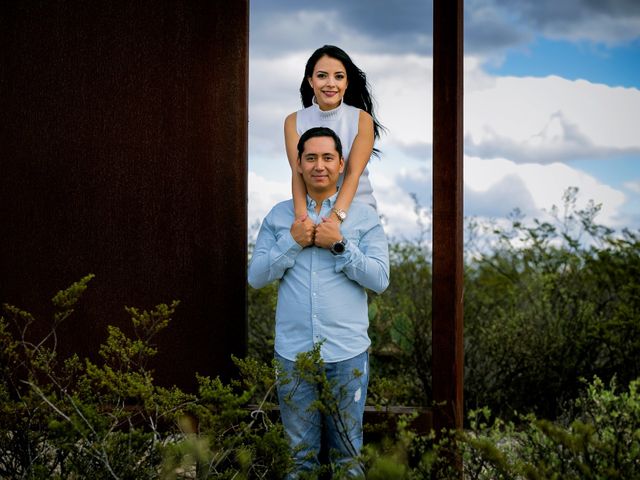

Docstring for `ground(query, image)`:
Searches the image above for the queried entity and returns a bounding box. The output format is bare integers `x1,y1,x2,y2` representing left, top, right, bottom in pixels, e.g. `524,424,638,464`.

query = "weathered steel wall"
0,1,248,390
432,0,464,434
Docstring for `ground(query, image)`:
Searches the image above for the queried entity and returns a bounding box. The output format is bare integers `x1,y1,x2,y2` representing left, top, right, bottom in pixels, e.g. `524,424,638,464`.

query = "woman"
284,45,384,224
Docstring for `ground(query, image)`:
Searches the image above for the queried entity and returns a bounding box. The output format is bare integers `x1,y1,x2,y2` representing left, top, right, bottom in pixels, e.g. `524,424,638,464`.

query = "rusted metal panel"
432,0,464,439
0,1,249,390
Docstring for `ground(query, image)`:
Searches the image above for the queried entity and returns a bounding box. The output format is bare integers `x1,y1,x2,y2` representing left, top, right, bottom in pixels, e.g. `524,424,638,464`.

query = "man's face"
297,136,344,195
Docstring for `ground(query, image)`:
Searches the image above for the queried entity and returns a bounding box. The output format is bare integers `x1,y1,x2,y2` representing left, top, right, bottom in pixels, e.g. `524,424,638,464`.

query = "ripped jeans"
275,350,369,479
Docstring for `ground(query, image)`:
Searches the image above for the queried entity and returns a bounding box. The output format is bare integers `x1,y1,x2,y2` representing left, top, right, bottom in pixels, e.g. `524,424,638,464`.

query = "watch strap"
331,207,347,223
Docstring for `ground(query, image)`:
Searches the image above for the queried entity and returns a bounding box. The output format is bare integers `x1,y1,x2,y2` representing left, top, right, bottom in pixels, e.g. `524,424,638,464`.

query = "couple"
248,45,389,478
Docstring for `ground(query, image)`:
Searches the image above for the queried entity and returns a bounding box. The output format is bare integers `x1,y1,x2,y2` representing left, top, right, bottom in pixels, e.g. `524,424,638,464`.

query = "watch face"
332,241,345,254
333,208,346,221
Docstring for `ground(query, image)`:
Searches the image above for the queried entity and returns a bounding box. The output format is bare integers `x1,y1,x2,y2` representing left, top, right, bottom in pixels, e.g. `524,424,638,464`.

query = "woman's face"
308,55,348,111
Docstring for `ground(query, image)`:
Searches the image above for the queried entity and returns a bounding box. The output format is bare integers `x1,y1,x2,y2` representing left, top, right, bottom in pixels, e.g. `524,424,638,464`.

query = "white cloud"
249,11,348,57
464,156,627,226
547,13,640,45
248,43,640,242
360,53,432,147
370,167,432,242
624,180,640,194
249,51,434,163
465,110,640,163
249,53,308,157
250,47,640,167
250,1,640,55
247,172,289,236
465,74,640,162
248,158,630,244
485,0,640,47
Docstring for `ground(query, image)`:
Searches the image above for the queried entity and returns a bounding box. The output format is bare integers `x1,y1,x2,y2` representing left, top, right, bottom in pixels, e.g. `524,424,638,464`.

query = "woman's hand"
314,217,342,249
290,215,316,247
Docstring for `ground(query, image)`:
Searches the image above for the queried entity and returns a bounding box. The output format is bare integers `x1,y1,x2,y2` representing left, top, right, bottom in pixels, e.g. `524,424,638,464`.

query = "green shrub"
367,240,432,408
247,188,640,421
459,376,640,479
2,263,639,478
357,376,640,479
464,190,640,419
2,188,639,477
0,275,290,479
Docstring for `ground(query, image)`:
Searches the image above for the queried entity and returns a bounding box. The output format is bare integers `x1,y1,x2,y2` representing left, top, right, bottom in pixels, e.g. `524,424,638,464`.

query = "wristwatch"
332,207,347,223
330,238,348,255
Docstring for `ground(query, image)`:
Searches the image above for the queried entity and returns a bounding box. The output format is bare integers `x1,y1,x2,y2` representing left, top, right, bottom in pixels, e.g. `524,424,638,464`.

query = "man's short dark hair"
297,127,343,159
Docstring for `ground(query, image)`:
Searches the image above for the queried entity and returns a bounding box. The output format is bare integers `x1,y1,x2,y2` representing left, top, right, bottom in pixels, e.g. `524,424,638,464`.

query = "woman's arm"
284,112,309,220
332,110,375,220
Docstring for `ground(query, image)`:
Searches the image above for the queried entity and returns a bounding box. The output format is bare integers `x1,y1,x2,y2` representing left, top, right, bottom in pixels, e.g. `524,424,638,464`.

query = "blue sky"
488,37,640,89
248,0,640,241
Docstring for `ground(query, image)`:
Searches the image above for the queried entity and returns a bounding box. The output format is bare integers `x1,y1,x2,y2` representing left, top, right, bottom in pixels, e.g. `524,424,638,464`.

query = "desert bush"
2,187,639,477
459,375,640,479
1,264,639,478
248,188,640,422
0,275,290,479
357,375,640,479
367,240,432,408
247,281,277,366
464,190,640,418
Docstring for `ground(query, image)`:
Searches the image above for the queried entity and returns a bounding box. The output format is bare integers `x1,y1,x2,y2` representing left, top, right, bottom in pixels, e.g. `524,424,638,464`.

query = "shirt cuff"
277,231,304,260
333,239,355,272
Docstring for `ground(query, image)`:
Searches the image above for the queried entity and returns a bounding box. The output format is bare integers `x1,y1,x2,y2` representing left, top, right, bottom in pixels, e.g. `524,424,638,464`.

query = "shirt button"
313,292,317,296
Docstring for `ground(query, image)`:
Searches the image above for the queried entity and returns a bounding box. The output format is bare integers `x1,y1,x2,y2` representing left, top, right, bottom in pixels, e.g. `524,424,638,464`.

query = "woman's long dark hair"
300,45,385,141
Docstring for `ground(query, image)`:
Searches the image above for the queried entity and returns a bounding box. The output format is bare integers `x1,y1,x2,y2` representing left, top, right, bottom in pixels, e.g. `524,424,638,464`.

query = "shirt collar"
306,191,339,209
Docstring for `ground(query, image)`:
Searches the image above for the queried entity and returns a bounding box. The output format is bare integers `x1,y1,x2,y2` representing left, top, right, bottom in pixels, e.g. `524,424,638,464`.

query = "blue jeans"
275,350,369,479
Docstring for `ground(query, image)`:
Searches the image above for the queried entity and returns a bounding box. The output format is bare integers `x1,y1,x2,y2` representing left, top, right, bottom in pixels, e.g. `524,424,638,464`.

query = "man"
248,126,389,478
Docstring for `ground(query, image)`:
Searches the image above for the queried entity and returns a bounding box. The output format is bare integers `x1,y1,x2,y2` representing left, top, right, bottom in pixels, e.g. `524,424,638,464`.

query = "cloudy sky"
247,0,640,243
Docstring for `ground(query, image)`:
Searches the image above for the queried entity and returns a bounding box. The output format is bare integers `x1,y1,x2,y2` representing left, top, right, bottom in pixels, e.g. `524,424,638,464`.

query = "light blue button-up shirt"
248,193,390,363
